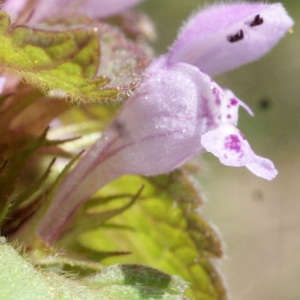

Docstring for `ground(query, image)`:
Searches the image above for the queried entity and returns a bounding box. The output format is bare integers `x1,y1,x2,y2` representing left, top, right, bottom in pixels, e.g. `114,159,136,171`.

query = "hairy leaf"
0,11,118,102
0,243,188,300
82,264,189,300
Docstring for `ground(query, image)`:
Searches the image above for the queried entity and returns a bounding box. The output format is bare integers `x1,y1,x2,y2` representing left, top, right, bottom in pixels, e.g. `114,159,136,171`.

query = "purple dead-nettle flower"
36,2,293,244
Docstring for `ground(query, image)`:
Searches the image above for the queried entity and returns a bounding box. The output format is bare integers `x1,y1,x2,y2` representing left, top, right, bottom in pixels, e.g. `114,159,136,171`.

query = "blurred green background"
137,0,300,299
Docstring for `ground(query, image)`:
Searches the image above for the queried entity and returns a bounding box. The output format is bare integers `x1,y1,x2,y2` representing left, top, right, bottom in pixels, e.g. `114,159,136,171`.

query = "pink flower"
36,2,294,244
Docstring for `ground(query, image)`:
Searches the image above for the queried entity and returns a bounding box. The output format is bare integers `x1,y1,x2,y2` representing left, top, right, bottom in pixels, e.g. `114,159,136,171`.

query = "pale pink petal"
168,3,294,76
1,0,27,20
80,0,145,18
29,0,144,23
245,156,278,181
201,124,278,180
219,88,253,126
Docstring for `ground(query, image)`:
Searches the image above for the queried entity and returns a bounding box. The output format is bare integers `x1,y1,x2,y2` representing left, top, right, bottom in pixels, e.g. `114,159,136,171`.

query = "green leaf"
0,244,49,299
0,243,188,300
54,171,227,300
82,264,189,300
0,11,118,102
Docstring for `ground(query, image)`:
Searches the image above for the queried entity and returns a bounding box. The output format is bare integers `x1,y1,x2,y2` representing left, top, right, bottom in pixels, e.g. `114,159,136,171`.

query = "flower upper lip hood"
2,0,145,22
35,2,294,244
168,3,294,76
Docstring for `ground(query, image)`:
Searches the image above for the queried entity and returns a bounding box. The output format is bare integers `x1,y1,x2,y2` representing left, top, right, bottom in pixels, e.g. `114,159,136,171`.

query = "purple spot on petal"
227,114,231,119
230,98,238,106
225,134,241,152
212,87,221,105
